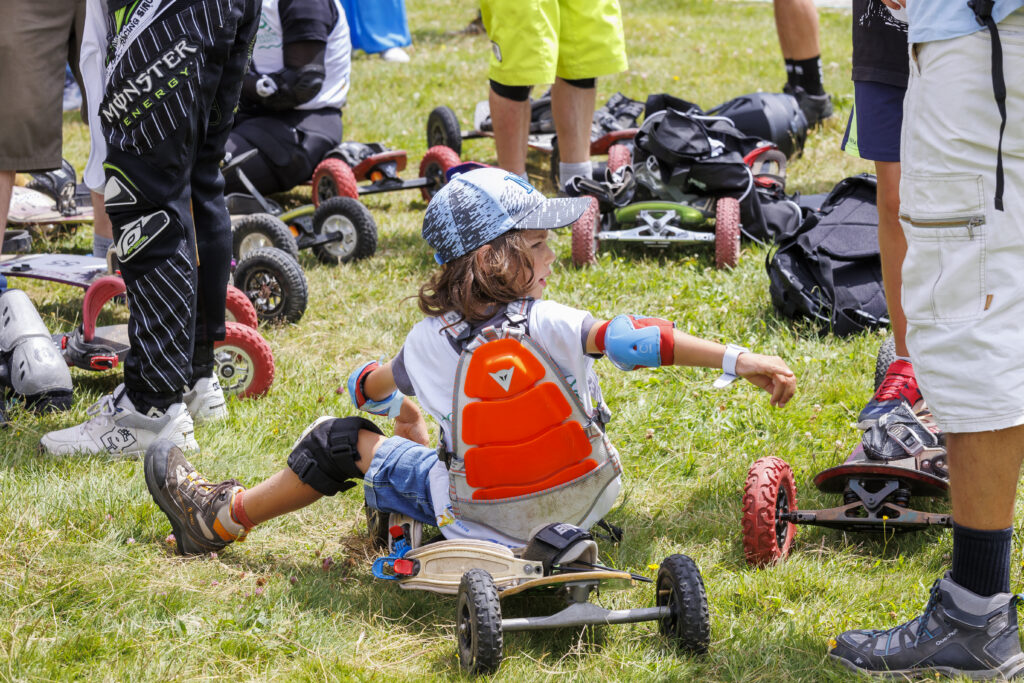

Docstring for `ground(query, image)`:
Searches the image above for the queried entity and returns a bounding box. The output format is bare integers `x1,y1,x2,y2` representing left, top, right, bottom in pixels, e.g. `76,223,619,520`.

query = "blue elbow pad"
348,360,403,418
595,314,675,371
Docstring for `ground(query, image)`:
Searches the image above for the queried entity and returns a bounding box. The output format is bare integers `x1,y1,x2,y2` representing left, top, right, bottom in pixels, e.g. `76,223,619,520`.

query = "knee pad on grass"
287,416,383,495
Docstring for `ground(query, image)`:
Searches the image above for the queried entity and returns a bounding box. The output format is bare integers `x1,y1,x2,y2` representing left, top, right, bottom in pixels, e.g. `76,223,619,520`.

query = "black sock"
951,523,1012,596
785,56,824,96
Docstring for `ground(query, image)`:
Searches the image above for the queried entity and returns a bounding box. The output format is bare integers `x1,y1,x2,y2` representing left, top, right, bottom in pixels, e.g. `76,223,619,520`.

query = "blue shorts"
363,436,439,525
841,81,906,163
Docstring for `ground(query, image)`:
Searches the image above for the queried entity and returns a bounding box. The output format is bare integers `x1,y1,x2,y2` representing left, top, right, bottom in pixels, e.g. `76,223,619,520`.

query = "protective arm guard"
243,63,326,112
595,314,675,371
348,360,403,418
0,290,73,409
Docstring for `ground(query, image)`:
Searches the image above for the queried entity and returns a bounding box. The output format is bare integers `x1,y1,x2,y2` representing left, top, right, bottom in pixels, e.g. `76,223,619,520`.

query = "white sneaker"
380,47,410,63
183,376,228,424
40,385,198,458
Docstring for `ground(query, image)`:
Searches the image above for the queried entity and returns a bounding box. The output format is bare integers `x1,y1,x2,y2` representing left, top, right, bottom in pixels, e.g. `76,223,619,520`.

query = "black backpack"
766,174,889,336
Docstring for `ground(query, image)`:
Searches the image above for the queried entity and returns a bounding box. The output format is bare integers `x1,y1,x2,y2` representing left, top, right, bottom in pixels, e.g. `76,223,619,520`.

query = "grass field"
1,1,1009,681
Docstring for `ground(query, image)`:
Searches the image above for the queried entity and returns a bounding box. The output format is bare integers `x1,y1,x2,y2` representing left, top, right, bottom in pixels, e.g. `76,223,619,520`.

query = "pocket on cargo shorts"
900,173,987,324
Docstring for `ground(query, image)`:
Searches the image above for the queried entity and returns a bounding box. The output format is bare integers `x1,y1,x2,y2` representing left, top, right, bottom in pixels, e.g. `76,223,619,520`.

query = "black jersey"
852,0,910,88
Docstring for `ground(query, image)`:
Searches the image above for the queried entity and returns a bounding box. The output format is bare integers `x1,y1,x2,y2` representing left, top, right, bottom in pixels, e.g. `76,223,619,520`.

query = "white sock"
560,161,592,191
92,234,113,259
895,355,911,363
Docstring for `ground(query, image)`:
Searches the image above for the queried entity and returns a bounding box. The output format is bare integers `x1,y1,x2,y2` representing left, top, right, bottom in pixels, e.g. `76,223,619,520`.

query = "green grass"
2,1,1014,680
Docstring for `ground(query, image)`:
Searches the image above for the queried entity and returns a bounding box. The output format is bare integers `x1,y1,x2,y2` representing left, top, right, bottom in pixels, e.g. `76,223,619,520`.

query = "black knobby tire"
656,554,711,654
232,213,300,262
311,197,378,264
874,336,897,391
714,197,741,269
232,247,308,325
426,106,462,156
456,569,503,675
365,505,390,550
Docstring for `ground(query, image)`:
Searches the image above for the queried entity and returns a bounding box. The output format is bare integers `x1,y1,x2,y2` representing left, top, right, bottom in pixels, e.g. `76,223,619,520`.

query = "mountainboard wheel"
656,554,711,654
714,196,741,269
224,285,258,329
311,196,377,264
570,196,600,267
312,158,358,207
418,145,462,201
233,247,308,325
426,105,462,156
874,336,897,391
232,213,300,262
742,456,798,566
456,569,503,675
214,321,275,399
607,144,632,174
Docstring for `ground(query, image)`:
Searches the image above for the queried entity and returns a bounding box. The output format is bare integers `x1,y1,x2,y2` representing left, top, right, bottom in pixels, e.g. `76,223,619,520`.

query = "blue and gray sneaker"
830,574,1024,679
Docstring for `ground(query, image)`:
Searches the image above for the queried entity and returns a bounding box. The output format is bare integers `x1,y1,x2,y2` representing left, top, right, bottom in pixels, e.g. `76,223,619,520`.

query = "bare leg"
91,190,113,240
551,77,596,164
875,161,908,356
948,425,1024,530
242,427,387,524
488,89,530,176
773,0,820,60
0,170,14,253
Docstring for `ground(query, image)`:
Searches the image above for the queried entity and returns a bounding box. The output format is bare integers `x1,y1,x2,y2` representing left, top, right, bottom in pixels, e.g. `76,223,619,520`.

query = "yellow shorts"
481,0,628,86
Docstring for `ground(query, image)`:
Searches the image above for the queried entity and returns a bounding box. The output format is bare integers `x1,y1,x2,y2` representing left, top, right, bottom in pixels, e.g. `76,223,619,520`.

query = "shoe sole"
144,440,212,556
829,652,1024,679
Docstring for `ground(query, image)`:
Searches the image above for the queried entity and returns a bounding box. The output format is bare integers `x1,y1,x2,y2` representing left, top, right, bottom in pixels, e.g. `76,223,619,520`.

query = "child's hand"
394,398,430,446
735,353,796,407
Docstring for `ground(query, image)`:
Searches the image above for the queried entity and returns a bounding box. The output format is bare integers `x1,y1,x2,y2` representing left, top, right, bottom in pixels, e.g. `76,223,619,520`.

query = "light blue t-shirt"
909,0,1024,43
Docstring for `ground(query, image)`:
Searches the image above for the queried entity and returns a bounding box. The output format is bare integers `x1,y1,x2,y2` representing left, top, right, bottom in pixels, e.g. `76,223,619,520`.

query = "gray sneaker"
830,574,1024,679
144,440,245,556
784,83,834,128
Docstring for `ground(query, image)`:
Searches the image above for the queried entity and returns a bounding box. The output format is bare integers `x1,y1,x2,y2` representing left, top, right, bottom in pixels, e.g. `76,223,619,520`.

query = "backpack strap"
968,0,1007,211
440,299,535,354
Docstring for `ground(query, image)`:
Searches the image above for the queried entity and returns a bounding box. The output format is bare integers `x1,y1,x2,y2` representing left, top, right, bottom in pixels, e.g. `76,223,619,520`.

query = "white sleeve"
80,0,108,192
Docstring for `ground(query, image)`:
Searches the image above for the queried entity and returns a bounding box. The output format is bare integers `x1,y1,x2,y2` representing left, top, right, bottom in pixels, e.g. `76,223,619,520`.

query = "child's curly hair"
417,230,535,323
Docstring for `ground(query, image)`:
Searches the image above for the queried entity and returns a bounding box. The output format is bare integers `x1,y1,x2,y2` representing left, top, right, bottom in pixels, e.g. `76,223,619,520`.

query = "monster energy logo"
101,40,198,127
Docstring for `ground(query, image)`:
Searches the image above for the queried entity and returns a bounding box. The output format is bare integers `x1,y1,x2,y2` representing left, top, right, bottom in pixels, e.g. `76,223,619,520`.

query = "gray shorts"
0,0,86,171
900,8,1024,433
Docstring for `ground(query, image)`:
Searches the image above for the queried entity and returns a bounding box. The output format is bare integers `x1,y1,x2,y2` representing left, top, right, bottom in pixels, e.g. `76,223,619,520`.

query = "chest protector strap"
446,301,622,543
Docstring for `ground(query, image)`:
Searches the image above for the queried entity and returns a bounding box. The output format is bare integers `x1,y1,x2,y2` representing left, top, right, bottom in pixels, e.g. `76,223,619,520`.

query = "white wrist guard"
713,344,748,389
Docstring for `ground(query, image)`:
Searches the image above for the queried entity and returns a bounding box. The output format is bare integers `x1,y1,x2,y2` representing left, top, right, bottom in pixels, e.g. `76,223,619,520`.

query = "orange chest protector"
446,301,621,543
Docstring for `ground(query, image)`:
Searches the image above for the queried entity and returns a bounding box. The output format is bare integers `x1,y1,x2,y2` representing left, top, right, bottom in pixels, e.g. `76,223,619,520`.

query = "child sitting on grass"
144,167,797,555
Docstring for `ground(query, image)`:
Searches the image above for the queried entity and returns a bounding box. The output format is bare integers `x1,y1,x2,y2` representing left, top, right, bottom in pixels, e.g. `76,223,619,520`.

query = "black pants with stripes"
99,0,260,411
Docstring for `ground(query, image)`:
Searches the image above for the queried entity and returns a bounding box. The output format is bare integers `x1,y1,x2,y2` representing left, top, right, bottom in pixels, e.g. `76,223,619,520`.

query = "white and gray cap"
422,167,592,264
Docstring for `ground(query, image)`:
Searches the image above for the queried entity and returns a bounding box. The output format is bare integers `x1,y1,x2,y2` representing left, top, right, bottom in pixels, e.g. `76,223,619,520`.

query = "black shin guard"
287,416,383,496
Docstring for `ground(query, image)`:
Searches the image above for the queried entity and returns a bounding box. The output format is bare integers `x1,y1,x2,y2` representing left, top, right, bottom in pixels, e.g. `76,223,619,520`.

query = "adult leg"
773,0,820,61
489,87,531,177
0,171,12,253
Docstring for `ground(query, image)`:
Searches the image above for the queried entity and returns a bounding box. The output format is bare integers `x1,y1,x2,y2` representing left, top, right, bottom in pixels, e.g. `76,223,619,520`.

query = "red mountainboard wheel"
607,144,632,174
312,158,358,207
742,456,798,566
224,285,258,329
570,197,600,267
419,145,462,201
714,196,741,269
214,321,275,399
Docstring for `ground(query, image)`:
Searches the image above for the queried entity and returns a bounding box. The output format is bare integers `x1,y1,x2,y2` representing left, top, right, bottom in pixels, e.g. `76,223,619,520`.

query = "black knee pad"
560,77,596,89
490,79,532,102
287,416,383,496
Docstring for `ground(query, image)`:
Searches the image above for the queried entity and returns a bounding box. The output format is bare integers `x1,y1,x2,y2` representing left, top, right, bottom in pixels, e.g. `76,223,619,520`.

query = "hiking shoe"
830,574,1024,679
857,359,923,429
144,439,247,556
39,385,197,458
784,83,833,128
183,375,228,424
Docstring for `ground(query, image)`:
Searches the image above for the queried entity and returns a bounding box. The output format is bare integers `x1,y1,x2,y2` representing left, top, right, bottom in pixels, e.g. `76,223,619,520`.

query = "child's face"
523,229,555,299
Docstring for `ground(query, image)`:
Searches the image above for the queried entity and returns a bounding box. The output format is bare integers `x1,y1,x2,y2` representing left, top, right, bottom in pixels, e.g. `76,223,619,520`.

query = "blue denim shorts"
363,436,439,524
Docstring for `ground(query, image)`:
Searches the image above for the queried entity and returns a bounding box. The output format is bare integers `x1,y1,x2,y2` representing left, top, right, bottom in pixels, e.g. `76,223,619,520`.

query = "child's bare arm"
394,398,430,446
585,317,796,407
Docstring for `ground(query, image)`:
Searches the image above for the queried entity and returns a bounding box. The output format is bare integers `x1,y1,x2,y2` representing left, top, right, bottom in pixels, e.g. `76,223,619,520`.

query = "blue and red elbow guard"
595,314,675,371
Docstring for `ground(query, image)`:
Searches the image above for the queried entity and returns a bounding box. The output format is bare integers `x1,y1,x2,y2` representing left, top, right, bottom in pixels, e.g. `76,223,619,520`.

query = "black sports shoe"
830,574,1024,679
784,83,833,128
144,440,246,556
